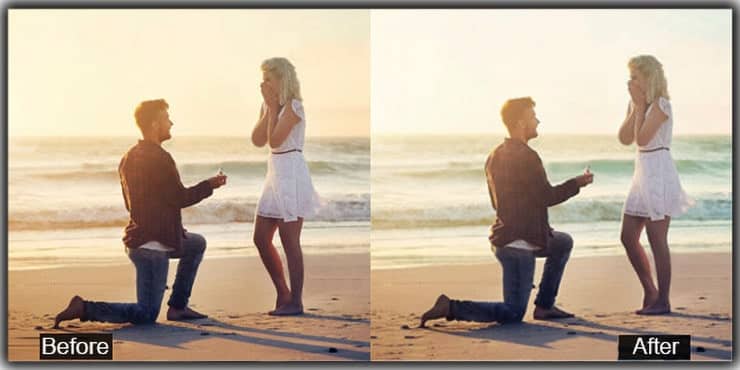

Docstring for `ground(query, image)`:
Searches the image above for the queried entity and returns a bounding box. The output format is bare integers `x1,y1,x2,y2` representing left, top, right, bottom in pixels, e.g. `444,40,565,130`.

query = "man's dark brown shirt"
485,138,580,253
119,140,213,256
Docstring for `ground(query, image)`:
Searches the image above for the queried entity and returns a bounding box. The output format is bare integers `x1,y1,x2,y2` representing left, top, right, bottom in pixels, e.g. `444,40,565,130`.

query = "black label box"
618,335,691,360
39,333,113,360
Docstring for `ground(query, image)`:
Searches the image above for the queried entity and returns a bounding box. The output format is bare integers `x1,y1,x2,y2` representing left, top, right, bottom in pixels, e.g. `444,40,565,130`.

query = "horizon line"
8,134,371,139
370,132,732,137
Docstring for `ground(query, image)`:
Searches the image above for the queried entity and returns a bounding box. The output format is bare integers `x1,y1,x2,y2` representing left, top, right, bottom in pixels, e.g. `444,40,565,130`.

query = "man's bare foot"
636,290,659,314
54,295,85,329
268,302,304,316
167,306,208,321
533,305,574,320
636,303,671,315
420,294,450,328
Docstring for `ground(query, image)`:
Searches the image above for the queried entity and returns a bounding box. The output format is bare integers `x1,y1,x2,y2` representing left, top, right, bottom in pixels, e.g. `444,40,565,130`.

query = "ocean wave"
27,159,369,182
372,196,732,230
387,158,729,181
9,195,370,231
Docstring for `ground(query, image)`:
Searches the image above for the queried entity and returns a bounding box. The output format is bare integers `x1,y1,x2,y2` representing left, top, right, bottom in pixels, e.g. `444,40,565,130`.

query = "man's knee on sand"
130,306,161,325
503,304,527,323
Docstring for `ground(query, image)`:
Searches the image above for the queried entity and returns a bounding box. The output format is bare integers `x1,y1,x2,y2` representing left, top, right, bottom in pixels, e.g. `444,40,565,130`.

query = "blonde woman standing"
251,57,320,316
618,55,692,315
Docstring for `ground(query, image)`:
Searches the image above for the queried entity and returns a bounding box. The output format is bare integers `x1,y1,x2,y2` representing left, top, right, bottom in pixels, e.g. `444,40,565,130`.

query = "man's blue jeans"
82,233,207,324
448,231,573,324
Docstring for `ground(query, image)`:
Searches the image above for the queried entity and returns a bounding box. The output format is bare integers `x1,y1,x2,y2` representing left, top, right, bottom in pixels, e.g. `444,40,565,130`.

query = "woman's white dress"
256,99,321,222
623,97,693,221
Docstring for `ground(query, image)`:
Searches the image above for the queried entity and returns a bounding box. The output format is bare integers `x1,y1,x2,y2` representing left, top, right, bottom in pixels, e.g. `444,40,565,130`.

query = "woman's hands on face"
628,80,647,108
260,82,280,110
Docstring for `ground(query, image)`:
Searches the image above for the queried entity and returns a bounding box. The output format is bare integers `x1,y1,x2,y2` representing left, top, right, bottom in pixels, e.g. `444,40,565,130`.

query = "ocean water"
371,134,732,270
8,136,370,270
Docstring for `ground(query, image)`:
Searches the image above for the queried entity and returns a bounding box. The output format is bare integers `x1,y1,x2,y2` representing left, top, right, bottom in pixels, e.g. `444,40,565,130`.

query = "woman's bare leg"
620,214,658,312
640,216,672,315
271,218,305,316
253,215,291,311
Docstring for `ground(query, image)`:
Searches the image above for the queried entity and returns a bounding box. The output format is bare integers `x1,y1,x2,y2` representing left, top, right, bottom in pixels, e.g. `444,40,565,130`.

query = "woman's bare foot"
54,295,85,329
637,302,671,315
420,294,450,328
269,302,304,316
636,290,659,314
533,305,574,320
273,292,292,312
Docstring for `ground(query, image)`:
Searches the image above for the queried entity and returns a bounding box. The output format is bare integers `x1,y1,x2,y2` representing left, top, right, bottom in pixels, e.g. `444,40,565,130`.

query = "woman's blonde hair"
628,55,670,104
261,57,302,105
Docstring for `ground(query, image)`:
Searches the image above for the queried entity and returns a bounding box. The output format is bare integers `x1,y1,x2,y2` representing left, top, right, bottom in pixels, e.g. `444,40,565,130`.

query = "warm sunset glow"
372,9,731,135
10,9,370,137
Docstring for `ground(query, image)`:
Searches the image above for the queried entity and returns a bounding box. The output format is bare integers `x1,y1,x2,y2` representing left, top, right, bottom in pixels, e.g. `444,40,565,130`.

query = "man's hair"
500,97,535,133
134,99,169,132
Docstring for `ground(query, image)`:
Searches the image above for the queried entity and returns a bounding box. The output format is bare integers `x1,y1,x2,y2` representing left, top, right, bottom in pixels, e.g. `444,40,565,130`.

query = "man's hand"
575,171,593,187
208,174,227,189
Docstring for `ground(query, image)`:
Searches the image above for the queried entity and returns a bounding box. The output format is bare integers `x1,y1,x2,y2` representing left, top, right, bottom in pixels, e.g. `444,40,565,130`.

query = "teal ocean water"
372,134,732,270
9,136,370,270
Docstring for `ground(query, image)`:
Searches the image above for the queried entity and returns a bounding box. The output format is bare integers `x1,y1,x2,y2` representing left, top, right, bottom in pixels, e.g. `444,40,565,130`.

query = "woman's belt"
639,147,669,153
271,149,303,154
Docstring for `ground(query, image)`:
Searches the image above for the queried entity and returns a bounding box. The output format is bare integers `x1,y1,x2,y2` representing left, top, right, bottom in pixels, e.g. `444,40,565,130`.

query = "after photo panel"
370,8,732,362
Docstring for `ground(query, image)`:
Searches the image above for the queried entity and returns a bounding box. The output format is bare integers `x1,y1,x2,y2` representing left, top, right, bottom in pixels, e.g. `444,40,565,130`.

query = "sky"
9,10,370,137
371,9,732,135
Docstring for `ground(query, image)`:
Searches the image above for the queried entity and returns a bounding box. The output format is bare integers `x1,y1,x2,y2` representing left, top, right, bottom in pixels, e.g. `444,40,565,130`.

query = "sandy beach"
371,252,732,361
8,253,370,361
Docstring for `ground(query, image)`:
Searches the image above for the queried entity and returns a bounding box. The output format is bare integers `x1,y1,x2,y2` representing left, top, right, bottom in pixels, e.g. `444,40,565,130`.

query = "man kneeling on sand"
420,97,593,327
54,99,227,327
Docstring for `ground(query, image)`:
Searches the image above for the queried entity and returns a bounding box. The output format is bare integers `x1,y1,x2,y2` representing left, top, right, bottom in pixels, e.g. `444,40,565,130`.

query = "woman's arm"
618,103,637,145
635,101,669,146
631,103,647,145
251,104,269,147
268,101,301,149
